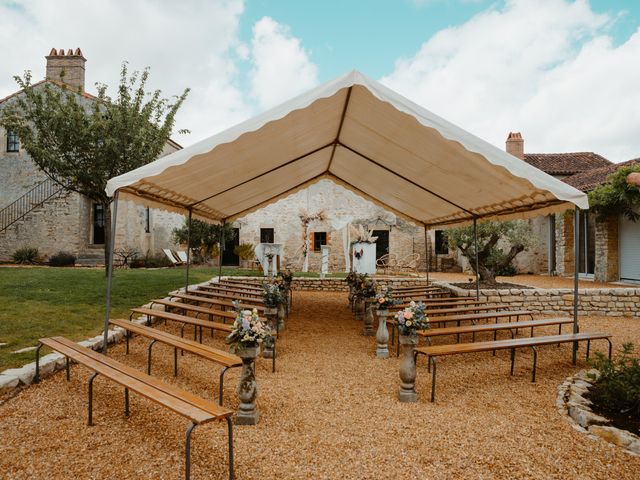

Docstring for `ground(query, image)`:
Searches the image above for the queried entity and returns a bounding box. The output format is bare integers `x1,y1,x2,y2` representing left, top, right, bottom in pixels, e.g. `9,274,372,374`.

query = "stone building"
0,49,184,264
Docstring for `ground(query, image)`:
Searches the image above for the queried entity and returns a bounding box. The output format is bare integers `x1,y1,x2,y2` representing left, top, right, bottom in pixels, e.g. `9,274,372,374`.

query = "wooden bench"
190,289,265,305
34,336,234,480
414,332,612,402
171,292,267,313
220,279,264,288
425,304,509,316
150,298,237,324
209,282,264,293
131,308,276,373
421,297,484,304
200,284,264,297
111,319,242,404
398,299,489,309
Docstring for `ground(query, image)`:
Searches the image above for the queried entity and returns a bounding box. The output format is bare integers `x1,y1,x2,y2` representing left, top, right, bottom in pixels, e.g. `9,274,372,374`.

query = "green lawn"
0,266,346,369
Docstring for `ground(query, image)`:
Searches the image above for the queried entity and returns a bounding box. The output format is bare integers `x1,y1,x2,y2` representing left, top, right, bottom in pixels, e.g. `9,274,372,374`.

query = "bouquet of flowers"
278,269,293,288
375,286,397,310
262,281,285,308
226,304,271,351
345,271,358,287
359,276,377,299
395,301,429,336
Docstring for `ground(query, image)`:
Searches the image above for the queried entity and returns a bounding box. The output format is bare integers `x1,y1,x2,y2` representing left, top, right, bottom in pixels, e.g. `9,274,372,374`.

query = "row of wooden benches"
35,278,268,480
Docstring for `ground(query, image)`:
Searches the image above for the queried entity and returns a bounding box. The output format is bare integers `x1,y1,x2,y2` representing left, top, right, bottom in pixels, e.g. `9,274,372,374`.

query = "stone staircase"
76,250,104,267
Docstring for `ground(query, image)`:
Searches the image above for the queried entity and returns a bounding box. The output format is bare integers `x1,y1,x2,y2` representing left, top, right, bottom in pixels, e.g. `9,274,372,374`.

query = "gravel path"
1,291,639,479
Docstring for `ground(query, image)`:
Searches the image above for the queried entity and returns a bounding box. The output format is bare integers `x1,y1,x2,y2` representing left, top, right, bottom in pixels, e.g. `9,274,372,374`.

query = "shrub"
129,252,173,269
587,343,640,418
12,246,40,264
234,243,255,260
49,251,76,267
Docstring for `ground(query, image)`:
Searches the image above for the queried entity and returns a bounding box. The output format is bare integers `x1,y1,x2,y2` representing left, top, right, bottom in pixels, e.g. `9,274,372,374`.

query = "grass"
0,266,346,369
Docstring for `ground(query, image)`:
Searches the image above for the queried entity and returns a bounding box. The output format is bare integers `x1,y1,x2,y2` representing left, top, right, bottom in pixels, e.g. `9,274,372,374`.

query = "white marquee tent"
102,70,587,355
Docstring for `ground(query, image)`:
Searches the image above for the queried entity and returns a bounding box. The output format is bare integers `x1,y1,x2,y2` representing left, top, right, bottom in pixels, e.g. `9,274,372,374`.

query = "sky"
1,0,639,162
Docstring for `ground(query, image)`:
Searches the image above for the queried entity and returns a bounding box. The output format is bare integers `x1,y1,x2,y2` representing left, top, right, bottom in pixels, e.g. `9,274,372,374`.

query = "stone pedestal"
277,303,286,332
236,345,260,425
376,309,389,358
363,301,375,336
354,297,364,321
398,334,418,402
263,308,277,359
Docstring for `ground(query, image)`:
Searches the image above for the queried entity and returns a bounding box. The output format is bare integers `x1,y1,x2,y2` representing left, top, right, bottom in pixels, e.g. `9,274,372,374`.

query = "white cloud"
0,0,252,144
249,16,318,109
382,0,640,162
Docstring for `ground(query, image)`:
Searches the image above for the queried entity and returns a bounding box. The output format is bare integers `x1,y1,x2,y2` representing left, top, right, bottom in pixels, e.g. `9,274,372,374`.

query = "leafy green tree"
445,220,534,286
589,165,640,221
0,64,189,269
172,219,236,263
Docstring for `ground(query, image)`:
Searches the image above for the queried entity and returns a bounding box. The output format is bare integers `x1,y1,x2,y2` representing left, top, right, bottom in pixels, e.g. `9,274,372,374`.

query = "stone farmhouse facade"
505,133,640,283
0,49,184,264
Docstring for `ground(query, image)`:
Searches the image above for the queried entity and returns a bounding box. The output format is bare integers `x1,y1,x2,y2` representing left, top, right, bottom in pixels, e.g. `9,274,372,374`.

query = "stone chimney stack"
45,48,86,92
506,132,524,160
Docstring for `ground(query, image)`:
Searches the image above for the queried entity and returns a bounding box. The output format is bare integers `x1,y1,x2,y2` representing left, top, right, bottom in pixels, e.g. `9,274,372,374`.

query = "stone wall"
221,275,431,292
555,211,575,277
443,282,640,317
235,179,431,272
594,214,619,282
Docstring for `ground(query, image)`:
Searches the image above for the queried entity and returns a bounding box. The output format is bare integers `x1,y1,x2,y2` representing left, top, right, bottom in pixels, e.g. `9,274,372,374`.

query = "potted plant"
234,243,255,269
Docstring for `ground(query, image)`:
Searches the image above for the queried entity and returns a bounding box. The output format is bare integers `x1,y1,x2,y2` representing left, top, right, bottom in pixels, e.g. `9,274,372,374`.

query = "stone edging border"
556,369,640,455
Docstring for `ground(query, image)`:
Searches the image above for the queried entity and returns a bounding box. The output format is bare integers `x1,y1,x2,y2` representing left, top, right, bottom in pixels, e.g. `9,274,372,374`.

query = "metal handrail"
0,178,65,232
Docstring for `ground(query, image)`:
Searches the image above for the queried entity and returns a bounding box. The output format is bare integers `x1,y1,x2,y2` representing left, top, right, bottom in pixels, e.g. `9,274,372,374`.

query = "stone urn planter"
235,344,260,425
363,300,375,336
263,307,277,359
354,296,364,321
277,303,286,332
398,334,418,402
376,308,390,359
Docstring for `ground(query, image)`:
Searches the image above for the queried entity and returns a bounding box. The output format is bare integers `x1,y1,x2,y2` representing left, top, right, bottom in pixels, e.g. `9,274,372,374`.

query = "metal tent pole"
102,192,119,354
424,225,430,284
573,207,580,364
473,217,480,301
218,221,225,279
185,208,192,293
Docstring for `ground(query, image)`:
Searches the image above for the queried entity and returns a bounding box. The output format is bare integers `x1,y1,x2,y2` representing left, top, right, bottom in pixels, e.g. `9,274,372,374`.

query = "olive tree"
445,220,535,286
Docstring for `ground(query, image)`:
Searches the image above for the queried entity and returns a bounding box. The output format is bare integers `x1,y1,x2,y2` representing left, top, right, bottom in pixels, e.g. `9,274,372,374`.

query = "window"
93,203,105,244
435,230,448,255
144,207,151,233
6,130,19,152
313,231,327,252
260,228,274,243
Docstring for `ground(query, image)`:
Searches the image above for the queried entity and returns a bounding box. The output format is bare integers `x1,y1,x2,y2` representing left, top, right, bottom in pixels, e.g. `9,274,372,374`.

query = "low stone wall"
220,276,430,292
441,282,640,317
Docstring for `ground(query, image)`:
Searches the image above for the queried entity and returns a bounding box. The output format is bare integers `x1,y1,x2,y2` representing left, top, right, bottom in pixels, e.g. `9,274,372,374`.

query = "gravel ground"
1,291,639,479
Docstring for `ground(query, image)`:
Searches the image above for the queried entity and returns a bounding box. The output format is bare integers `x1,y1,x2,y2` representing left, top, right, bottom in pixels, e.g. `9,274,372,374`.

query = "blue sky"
1,0,640,161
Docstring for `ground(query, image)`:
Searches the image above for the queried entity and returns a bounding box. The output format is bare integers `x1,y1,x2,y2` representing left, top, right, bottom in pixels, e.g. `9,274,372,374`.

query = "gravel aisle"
0,291,638,479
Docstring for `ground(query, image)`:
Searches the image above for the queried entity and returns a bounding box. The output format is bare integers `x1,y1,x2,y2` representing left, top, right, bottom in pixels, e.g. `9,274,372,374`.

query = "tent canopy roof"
106,70,588,227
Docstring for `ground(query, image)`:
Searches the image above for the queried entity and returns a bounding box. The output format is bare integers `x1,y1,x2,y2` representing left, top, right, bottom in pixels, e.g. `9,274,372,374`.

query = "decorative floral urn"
363,300,375,336
398,335,418,402
277,303,286,332
376,309,390,358
235,345,260,425
263,307,277,359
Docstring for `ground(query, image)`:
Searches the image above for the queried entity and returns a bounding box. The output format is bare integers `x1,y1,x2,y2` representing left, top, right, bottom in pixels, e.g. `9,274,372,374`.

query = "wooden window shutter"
326,232,331,245
309,232,314,251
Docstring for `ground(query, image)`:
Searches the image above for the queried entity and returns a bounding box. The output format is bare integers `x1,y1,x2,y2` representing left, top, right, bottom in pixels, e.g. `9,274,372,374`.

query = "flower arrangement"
262,281,285,308
395,301,429,336
345,271,358,287
226,304,271,351
278,268,293,288
375,286,397,310
350,224,378,243
357,275,377,299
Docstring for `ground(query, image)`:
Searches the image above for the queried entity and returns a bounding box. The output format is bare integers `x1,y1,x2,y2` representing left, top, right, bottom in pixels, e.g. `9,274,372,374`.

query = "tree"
445,220,534,286
172,219,236,264
0,64,189,270
589,164,640,222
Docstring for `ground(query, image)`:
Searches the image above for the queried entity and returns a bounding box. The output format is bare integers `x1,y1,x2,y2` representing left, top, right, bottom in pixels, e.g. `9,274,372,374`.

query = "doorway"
222,228,240,266
92,203,105,245
372,230,389,260
577,211,595,276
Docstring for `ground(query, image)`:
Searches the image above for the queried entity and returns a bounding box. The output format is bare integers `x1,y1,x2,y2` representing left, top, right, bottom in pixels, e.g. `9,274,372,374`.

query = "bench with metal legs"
415,332,612,402
35,337,235,480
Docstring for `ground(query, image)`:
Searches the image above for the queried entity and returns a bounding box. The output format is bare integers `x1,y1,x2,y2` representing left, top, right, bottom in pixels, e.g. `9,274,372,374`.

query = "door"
620,215,640,281
372,230,389,260
93,203,105,244
221,228,240,266
578,211,595,276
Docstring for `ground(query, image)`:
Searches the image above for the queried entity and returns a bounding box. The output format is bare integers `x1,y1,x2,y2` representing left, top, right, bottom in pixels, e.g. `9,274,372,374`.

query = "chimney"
506,132,524,160
45,48,86,92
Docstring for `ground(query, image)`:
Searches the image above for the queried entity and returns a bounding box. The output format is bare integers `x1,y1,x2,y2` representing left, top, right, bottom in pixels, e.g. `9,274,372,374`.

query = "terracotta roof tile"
563,158,640,191
523,152,612,175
